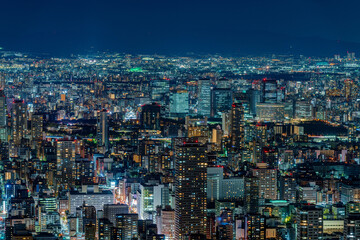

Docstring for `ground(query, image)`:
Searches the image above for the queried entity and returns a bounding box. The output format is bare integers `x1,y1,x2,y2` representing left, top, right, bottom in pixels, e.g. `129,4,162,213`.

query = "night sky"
0,0,359,56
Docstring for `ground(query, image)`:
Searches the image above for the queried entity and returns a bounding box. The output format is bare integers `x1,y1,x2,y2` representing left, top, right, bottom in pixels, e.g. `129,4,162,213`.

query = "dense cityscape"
0,50,358,239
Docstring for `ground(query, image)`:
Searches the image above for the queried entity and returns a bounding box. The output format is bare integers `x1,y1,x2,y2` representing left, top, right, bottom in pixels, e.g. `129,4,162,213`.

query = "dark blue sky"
0,0,359,56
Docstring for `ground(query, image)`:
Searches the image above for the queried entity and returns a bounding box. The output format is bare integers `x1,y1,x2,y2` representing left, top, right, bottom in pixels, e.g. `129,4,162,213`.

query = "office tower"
97,109,109,151
234,92,251,119
261,79,278,103
221,112,230,136
346,202,360,215
74,159,95,185
0,90,7,143
0,73,5,90
157,206,175,240
247,214,266,240
83,205,97,227
210,88,232,117
236,214,266,240
175,138,207,239
98,218,113,240
115,214,138,240
221,177,244,201
216,224,233,240
347,52,356,60
344,79,356,102
186,116,209,138
295,101,313,119
138,219,163,239
245,176,259,214
69,188,113,215
103,204,129,225
151,80,169,104
207,167,223,202
296,204,323,240
229,102,244,153
138,183,164,220
279,176,297,202
85,222,96,240
256,103,285,122
248,89,260,116
197,79,211,116
251,164,278,200
140,102,161,130
344,213,360,239
31,113,43,150
170,90,189,117
216,78,230,88
56,140,76,189
11,99,26,146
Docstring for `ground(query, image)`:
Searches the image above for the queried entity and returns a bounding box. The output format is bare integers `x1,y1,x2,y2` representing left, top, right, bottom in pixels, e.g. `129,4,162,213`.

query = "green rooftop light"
128,67,143,72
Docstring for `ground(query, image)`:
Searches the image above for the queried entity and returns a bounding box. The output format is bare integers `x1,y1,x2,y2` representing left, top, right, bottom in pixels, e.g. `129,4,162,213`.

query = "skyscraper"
31,113,43,150
251,164,278,200
260,79,278,103
245,176,259,214
197,79,211,116
170,90,189,117
98,218,113,240
344,213,360,239
0,90,7,143
296,204,323,240
140,103,161,130
10,99,26,157
97,109,109,152
175,138,207,239
56,140,76,189
230,102,244,152
115,214,138,240
11,99,26,146
210,88,232,118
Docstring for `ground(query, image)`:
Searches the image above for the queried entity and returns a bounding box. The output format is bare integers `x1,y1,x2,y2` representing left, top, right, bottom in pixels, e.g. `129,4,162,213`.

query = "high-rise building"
138,183,164,220
296,204,323,240
31,113,43,150
84,222,96,240
207,167,223,202
175,138,207,239
251,164,278,200
0,90,7,143
115,213,138,240
279,176,297,202
235,214,266,240
170,90,189,117
10,99,26,157
97,109,109,151
98,218,113,240
103,204,129,225
230,102,244,153
295,101,313,119
245,176,259,214
151,80,169,105
157,206,175,240
210,88,232,118
261,79,278,103
140,103,161,130
344,213,360,239
0,73,5,90
11,99,26,146
56,140,76,189
197,79,211,116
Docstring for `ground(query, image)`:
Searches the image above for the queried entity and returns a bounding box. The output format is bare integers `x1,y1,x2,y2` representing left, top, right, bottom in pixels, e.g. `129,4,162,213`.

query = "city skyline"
1,1,360,239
